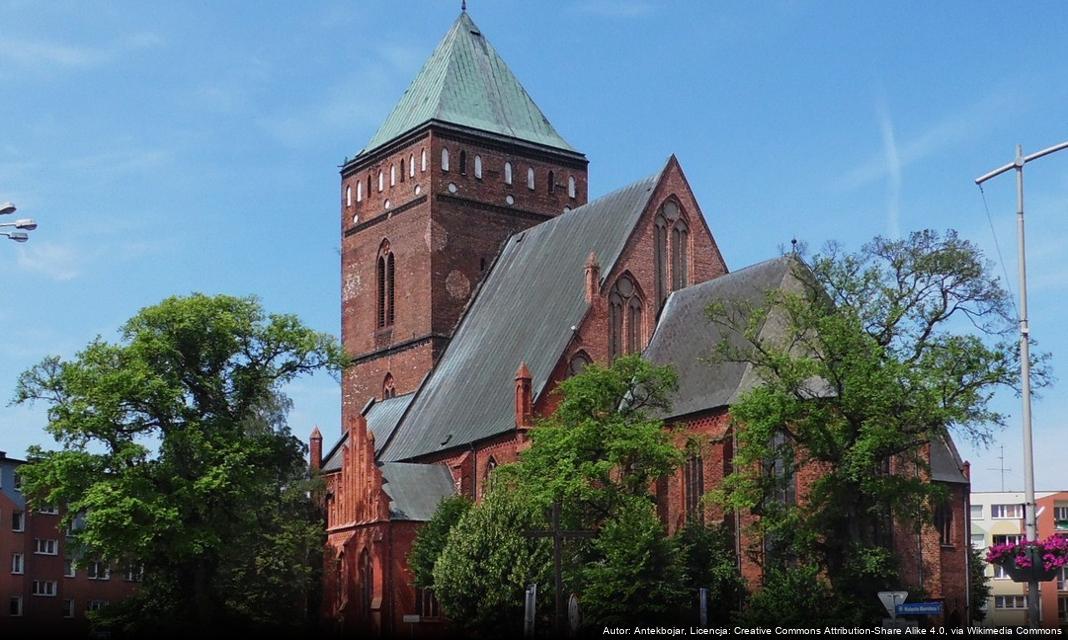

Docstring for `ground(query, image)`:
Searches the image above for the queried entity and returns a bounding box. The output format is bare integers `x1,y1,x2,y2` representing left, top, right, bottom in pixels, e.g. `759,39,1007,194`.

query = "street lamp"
0,202,37,243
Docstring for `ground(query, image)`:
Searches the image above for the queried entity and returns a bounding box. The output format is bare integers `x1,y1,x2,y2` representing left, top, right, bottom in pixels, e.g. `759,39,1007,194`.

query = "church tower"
340,11,588,424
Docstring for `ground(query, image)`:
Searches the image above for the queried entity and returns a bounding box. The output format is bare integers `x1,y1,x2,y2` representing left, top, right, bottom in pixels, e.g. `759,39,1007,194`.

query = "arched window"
474,155,482,179
376,241,395,328
654,200,690,311
356,180,363,203
441,148,450,172
504,162,513,185
548,170,555,194
359,550,373,616
527,167,535,190
382,373,396,399
390,163,396,187
568,351,592,377
421,148,427,172
684,447,705,522
608,274,643,360
377,170,384,192
399,159,405,183
409,154,415,178
672,219,689,290
654,213,668,311
568,176,576,199
483,457,498,495
459,150,467,175
346,185,352,207
367,174,372,197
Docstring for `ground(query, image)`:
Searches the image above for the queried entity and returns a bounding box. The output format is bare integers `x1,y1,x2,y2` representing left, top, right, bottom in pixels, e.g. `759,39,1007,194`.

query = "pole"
1013,145,1040,627
974,141,1068,627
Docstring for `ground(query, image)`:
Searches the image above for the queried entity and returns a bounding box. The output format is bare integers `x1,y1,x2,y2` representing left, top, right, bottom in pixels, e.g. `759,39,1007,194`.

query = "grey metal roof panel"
359,12,575,157
380,462,456,521
379,167,665,462
644,257,797,420
931,434,969,484
321,393,415,472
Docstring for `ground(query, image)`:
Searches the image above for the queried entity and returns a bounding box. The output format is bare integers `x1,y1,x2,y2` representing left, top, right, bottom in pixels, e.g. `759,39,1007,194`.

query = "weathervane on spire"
461,0,466,12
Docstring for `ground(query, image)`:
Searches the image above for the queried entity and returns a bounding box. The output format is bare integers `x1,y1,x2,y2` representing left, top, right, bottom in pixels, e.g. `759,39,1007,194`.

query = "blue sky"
1,1,1065,492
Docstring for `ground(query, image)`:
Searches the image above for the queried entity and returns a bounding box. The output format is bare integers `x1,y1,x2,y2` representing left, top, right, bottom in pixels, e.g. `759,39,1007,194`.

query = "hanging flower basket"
986,535,1068,583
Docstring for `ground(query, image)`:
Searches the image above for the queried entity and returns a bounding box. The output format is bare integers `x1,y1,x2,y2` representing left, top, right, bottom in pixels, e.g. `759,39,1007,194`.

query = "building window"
971,533,985,549
654,200,690,298
568,175,576,199
1056,566,1067,592
34,538,58,555
441,148,450,172
11,552,24,574
399,159,405,183
608,274,643,360
421,149,428,172
934,502,953,546
383,373,396,400
527,167,535,190
504,162,512,185
37,505,59,515
993,563,1010,579
376,242,395,329
474,155,482,179
654,214,668,312
13,472,21,490
992,534,1023,546
684,449,704,522
671,220,689,290
64,558,75,578
390,163,396,187
377,170,384,192
459,150,467,175
359,550,373,616
356,181,363,203
346,185,352,207
568,351,592,377
88,600,109,612
12,510,24,532
32,580,57,597
87,560,110,580
994,595,1027,609
9,595,22,617
409,154,415,178
548,170,555,194
991,503,1024,519
1059,595,1068,624
970,504,983,519
63,598,75,618
420,587,441,619
124,564,143,582
1055,505,1068,522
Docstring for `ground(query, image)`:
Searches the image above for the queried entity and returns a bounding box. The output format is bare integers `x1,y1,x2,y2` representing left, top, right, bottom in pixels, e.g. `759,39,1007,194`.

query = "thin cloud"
571,0,656,18
0,32,163,71
15,241,83,281
876,100,902,239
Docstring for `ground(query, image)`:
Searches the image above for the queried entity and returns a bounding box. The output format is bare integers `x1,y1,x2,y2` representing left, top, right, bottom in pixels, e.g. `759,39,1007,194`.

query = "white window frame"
991,503,1024,519
527,167,535,190
421,149,427,172
970,533,985,549
346,185,352,207
390,163,396,187
970,504,983,519
11,552,24,574
12,510,25,532
88,599,109,612
37,505,59,515
34,538,58,555
377,170,384,192
63,598,75,618
993,534,1024,546
64,558,76,578
441,148,449,172
32,580,58,597
87,560,111,581
409,154,415,178
124,564,144,582
1055,505,1068,521
568,175,576,199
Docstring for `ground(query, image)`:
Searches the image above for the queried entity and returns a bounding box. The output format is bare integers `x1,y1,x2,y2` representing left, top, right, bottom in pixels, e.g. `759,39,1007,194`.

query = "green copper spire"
359,12,576,156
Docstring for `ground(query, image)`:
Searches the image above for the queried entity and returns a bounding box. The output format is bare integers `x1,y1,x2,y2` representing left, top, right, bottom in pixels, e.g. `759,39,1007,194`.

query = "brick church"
311,10,972,634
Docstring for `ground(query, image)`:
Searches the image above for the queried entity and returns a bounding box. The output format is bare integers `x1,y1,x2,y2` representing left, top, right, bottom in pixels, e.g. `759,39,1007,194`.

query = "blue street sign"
895,602,943,616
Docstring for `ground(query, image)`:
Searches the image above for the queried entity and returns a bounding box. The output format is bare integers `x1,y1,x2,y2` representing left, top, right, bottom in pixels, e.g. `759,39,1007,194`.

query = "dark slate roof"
380,463,457,521
359,12,575,156
321,393,415,472
379,165,667,462
931,434,969,485
645,256,802,420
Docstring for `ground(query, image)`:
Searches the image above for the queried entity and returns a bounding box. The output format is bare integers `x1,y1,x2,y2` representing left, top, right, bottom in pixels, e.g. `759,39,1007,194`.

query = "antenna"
987,445,1013,492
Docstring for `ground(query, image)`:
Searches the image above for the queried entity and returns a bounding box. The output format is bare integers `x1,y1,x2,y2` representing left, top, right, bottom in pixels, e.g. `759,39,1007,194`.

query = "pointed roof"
379,163,669,462
359,12,576,156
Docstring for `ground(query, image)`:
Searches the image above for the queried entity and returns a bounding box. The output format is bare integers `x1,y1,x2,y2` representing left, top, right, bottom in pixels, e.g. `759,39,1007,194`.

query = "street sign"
896,602,943,616
878,591,908,618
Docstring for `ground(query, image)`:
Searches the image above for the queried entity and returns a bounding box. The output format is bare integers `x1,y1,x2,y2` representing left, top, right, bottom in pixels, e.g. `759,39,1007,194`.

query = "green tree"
12,294,345,633
739,564,848,626
709,230,1049,614
674,521,746,624
968,544,992,623
408,494,472,589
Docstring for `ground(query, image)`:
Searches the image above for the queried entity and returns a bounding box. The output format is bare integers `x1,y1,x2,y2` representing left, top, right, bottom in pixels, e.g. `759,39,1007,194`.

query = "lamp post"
975,139,1068,627
0,202,37,243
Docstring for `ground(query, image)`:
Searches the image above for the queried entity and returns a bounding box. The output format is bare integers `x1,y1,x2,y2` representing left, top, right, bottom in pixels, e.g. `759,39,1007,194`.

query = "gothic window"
766,431,796,507
359,550,373,615
504,162,513,185
474,155,482,179
459,150,467,175
346,185,352,207
568,175,576,199
684,449,705,522
441,148,450,172
654,214,668,311
672,219,689,290
421,148,427,172
527,167,535,190
399,159,405,182
483,457,498,496
568,350,592,377
935,501,953,546
356,180,363,203
377,170,384,192
548,170,555,194
376,242,395,329
367,174,372,198
335,552,346,609
608,274,643,360
409,154,415,178
390,163,396,187
382,374,396,399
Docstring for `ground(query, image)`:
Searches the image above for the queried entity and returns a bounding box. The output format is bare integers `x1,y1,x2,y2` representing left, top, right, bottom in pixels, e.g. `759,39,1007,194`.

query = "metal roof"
359,12,575,157
380,463,456,521
645,256,800,419
379,165,667,462
931,434,969,485
321,393,414,472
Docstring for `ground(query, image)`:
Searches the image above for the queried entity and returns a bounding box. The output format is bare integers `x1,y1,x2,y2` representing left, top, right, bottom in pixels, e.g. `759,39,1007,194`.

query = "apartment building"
970,490,1068,628
0,450,137,633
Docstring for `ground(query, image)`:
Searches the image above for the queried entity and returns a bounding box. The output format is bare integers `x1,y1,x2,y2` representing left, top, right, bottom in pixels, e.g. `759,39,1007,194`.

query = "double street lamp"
0,202,38,243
